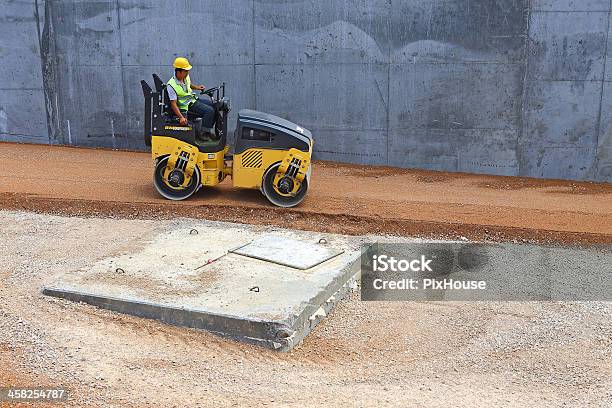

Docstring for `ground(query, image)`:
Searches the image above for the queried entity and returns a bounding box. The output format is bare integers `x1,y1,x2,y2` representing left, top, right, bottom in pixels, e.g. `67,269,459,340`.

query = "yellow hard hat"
173,57,192,70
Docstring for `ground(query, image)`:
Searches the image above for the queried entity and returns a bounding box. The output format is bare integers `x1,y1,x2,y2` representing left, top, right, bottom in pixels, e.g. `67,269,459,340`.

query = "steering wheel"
201,87,219,97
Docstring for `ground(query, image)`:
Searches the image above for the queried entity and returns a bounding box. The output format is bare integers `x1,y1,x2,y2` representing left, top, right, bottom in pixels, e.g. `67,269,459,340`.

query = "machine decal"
241,150,263,168
164,126,191,131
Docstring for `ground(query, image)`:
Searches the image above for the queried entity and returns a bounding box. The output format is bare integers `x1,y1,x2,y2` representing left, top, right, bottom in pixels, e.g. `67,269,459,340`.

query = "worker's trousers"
188,98,215,128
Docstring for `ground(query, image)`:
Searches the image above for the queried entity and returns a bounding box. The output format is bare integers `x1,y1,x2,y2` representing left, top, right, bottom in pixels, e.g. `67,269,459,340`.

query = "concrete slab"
42,220,364,351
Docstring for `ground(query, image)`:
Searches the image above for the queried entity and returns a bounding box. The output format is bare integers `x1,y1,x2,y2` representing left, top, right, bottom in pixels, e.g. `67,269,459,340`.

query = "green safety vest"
167,75,196,111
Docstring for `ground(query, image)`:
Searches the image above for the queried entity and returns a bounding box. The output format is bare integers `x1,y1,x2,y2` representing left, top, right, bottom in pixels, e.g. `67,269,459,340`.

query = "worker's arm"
169,100,188,126
191,84,205,91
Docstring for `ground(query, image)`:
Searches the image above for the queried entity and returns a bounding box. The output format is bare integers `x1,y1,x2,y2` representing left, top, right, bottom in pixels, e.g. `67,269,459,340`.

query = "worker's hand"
194,85,205,91
179,116,188,126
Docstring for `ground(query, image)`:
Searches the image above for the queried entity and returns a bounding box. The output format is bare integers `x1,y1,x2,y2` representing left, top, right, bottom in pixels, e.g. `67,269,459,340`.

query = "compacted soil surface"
0,142,611,245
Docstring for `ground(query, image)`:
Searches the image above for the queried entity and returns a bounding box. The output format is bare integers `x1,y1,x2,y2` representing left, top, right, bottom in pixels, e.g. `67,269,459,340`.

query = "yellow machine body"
152,136,230,187
232,147,311,190
151,136,312,192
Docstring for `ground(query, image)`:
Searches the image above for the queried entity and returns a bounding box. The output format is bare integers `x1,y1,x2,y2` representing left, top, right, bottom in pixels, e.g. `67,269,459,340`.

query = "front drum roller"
261,162,308,208
154,155,201,200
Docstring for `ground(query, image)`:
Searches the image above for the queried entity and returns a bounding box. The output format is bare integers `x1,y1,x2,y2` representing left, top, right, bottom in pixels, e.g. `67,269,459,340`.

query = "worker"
166,57,215,128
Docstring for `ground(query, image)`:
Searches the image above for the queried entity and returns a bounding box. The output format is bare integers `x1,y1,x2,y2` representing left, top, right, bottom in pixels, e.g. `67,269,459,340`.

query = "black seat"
152,74,180,122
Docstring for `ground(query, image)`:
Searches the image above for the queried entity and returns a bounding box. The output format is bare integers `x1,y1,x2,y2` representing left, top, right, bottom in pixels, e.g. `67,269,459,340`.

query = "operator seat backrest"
140,79,155,147
152,73,164,93
152,74,172,116
162,88,172,116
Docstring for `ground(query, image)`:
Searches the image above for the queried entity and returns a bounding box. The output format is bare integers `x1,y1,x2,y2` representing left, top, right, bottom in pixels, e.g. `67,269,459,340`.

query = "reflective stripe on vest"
167,75,196,111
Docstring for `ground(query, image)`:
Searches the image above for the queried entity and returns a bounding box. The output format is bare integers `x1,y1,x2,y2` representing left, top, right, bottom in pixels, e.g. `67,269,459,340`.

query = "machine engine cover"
234,109,312,155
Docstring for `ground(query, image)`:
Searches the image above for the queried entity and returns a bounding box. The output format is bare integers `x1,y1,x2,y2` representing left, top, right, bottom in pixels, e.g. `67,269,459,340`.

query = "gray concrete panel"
0,89,48,142
388,128,519,176
389,63,524,131
390,0,528,64
52,65,126,148
604,12,612,82
596,147,612,180
528,11,608,81
388,128,458,171
595,82,612,181
255,63,388,131
531,1,610,11
522,80,601,147
118,0,253,67
50,0,122,66
255,0,390,64
456,130,520,176
518,144,596,179
0,0,44,88
310,129,387,165
0,0,47,142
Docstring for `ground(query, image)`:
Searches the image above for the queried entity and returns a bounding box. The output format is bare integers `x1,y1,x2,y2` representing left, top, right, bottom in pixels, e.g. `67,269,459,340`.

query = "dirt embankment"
1,142,611,245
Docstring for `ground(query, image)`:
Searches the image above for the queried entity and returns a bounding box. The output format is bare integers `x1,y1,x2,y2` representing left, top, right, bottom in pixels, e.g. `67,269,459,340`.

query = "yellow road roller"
141,75,312,207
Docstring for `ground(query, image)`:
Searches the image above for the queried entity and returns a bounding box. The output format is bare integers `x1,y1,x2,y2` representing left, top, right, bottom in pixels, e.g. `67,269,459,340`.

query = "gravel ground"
1,210,611,407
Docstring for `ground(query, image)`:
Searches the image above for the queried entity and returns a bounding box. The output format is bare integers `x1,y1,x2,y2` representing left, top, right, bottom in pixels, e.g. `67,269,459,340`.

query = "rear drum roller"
154,155,201,200
261,162,308,208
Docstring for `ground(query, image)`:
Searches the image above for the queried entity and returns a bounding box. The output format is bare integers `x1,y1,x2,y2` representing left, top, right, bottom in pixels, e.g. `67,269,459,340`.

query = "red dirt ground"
1,141,611,245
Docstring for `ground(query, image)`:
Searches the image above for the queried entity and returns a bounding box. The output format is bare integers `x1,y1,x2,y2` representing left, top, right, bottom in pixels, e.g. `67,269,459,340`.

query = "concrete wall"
1,0,611,182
